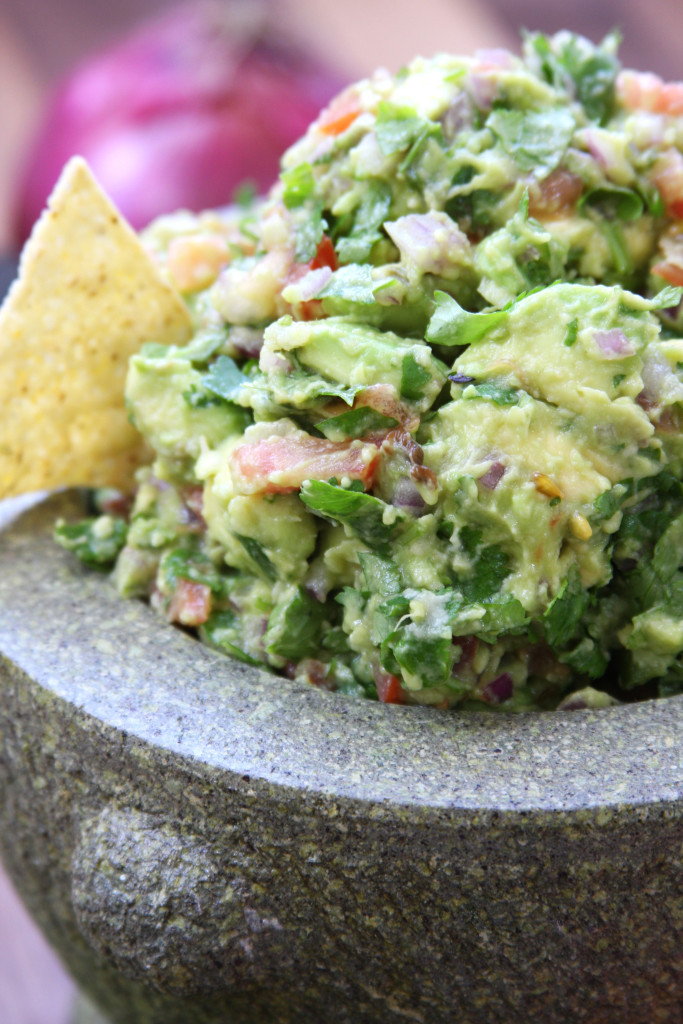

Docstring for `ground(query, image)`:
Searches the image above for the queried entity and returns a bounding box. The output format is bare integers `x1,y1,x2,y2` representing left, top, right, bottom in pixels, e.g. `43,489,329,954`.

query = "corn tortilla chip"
0,157,192,498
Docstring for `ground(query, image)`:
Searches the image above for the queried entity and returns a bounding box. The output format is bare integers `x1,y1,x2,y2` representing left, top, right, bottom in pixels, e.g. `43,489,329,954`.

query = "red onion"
464,70,498,111
593,329,635,358
384,212,470,275
229,326,265,360
473,49,516,71
482,673,513,704
640,350,683,406
439,92,475,144
390,477,427,515
13,1,345,241
478,461,506,490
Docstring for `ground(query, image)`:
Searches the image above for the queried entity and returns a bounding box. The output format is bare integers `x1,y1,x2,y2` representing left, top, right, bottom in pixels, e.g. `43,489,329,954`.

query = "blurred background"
0,1,680,1021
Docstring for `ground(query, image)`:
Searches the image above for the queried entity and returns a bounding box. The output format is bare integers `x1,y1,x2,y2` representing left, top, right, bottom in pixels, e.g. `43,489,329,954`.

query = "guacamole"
57,31,683,710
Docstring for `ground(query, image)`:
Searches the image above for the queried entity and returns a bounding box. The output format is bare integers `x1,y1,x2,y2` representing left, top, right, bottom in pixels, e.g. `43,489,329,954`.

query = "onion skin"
13,1,345,241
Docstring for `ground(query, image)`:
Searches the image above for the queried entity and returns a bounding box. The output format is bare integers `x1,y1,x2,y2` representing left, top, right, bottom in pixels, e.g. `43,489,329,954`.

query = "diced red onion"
640,349,683,406
13,1,345,240
439,92,475,144
230,326,265,360
260,348,291,374
304,564,330,602
482,672,513,704
477,461,506,490
594,329,635,359
296,265,333,301
384,212,470,275
464,71,498,110
390,477,427,515
448,372,476,385
473,49,516,71
452,635,478,670
580,128,613,169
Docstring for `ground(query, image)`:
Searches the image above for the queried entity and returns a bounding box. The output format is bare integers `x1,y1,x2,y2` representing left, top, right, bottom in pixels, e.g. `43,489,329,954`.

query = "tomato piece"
230,435,380,494
168,578,212,626
617,71,683,115
374,668,405,704
651,261,683,287
309,235,338,272
317,90,362,136
651,150,683,219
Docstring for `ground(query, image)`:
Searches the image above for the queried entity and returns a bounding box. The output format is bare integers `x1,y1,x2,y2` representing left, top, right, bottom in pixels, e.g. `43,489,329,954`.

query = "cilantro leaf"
578,185,644,222
300,480,404,552
426,290,509,346
375,102,440,166
563,318,579,347
159,545,225,595
358,552,403,596
264,585,327,660
459,545,511,603
336,181,392,264
233,535,277,581
527,31,620,125
281,162,315,208
560,637,608,678
543,565,589,648
487,107,576,176
400,352,433,400
202,355,248,402
317,406,398,440
200,610,264,666
319,264,376,309
291,203,325,263
469,380,520,406
382,626,454,687
55,516,127,567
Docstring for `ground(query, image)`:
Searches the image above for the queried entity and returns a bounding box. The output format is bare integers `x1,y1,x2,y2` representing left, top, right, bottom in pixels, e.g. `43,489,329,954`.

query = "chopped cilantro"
487,107,576,176
400,352,432,400
563,318,579,347
264,586,326,660
281,162,315,208
300,480,404,552
55,517,127,567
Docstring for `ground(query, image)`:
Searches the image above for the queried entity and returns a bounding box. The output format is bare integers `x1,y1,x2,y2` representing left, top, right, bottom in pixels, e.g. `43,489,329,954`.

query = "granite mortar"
0,493,681,1023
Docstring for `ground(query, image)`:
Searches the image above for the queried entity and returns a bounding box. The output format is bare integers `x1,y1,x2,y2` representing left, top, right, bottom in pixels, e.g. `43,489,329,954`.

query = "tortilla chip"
0,157,192,498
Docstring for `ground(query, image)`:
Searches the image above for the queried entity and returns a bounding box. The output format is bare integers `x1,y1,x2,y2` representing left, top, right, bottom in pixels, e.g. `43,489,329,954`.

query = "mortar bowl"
0,492,681,1024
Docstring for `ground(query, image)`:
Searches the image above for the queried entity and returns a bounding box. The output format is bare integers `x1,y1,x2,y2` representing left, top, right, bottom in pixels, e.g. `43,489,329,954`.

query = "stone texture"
0,492,681,1024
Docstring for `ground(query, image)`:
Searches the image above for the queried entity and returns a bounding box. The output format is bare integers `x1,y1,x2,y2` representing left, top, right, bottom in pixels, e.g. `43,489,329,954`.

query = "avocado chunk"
262,315,447,412
126,353,250,460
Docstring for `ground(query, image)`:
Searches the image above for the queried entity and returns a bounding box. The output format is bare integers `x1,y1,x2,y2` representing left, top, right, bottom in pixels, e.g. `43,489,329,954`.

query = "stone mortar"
0,492,681,1024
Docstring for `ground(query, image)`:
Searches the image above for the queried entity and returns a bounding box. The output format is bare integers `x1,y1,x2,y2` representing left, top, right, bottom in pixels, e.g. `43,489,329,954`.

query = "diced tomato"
617,70,683,116
651,149,683,219
651,261,683,287
167,578,212,626
373,668,406,704
317,90,362,136
230,435,381,494
309,235,338,272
